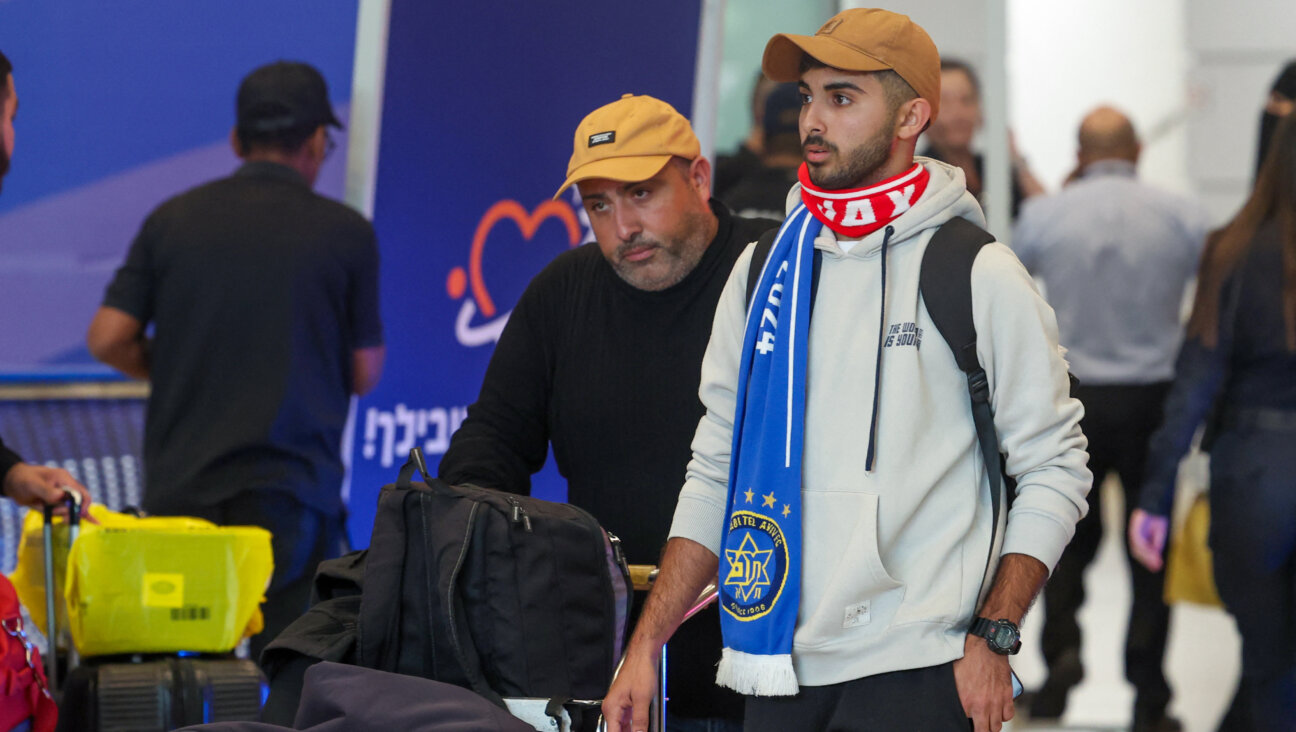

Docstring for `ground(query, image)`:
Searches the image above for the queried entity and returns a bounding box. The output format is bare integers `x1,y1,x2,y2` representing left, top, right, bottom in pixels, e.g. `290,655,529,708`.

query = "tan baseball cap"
761,8,941,121
554,94,701,199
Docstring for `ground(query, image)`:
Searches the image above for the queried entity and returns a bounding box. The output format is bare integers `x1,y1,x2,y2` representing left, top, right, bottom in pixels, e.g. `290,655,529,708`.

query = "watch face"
993,626,1016,647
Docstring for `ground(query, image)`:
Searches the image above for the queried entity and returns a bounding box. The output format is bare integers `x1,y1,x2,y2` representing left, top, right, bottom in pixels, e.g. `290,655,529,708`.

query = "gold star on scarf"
744,488,755,504
782,504,792,518
762,491,777,508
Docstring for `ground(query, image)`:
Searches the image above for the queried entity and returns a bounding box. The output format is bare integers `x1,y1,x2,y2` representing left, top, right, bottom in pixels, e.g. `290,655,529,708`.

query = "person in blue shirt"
1011,106,1207,731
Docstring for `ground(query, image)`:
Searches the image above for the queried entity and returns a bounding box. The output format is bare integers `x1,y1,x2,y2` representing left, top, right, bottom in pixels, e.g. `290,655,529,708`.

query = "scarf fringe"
716,648,799,696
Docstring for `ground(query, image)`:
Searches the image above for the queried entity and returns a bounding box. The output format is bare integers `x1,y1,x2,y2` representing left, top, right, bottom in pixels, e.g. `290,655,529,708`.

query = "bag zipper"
446,501,484,692
505,496,533,532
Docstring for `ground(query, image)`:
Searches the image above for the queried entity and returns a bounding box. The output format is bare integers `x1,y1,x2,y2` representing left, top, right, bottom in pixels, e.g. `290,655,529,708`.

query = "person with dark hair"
1256,60,1295,179
1012,106,1206,731
714,72,782,200
921,58,1044,218
603,9,1089,732
1131,113,1296,731
87,61,385,662
440,93,777,732
721,82,802,220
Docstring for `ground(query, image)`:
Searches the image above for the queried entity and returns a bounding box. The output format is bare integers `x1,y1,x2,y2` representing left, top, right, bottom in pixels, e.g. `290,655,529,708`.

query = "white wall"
1009,0,1294,227
1009,1,1192,197
844,0,989,70
714,0,838,156
1185,0,1296,224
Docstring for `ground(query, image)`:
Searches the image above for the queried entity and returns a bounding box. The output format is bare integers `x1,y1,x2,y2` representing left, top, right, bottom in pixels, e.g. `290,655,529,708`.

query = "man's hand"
601,538,718,732
602,651,659,732
953,634,1015,732
2,463,93,518
1129,508,1169,572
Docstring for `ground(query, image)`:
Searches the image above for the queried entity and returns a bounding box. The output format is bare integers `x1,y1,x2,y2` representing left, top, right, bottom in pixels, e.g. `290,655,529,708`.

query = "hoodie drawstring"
864,225,894,472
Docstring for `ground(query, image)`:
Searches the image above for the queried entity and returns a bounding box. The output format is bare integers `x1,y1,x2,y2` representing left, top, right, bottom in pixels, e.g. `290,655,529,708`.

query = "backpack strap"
918,217,1002,592
744,225,823,312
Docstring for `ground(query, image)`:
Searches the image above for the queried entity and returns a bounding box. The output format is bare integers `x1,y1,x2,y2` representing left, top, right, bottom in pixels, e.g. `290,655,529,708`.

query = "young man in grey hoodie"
603,9,1091,732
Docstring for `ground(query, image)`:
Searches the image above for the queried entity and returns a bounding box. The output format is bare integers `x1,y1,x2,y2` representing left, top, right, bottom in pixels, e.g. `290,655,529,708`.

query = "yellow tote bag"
1163,494,1223,608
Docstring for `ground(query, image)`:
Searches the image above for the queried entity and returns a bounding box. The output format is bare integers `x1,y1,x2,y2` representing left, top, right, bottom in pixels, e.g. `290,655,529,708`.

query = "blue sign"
350,0,702,546
0,0,358,376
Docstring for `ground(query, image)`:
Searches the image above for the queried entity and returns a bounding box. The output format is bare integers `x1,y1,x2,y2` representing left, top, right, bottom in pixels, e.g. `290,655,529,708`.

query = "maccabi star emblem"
724,532,773,603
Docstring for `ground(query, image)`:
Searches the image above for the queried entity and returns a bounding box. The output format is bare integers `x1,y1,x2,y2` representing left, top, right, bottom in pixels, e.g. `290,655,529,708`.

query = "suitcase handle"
41,487,82,692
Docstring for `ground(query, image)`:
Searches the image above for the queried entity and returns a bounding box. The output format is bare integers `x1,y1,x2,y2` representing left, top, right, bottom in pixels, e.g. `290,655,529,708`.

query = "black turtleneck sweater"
440,200,776,718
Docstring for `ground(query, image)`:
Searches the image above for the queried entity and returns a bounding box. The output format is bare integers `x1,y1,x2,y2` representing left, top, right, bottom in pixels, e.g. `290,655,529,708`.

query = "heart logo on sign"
446,200,583,347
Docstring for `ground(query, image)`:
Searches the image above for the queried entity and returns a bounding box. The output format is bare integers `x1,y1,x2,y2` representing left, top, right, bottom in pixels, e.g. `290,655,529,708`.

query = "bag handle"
41,488,81,691
396,447,435,490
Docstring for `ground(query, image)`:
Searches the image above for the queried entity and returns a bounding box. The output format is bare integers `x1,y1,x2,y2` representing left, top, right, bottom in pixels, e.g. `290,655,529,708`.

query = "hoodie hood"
785,157,987,256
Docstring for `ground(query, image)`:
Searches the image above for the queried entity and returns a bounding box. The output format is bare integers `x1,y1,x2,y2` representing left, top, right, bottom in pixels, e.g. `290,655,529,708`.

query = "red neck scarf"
798,162,930,239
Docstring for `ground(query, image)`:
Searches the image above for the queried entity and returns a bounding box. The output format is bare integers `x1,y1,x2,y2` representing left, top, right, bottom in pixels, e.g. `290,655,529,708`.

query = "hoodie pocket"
795,492,905,650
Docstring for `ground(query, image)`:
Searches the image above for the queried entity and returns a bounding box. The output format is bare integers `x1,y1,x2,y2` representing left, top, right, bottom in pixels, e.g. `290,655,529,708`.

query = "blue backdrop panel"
350,1,702,546
0,0,358,376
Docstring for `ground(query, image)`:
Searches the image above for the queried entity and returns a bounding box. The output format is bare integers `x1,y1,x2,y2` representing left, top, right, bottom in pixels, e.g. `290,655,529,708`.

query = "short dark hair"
0,50,12,103
797,53,917,113
235,124,317,156
940,59,981,99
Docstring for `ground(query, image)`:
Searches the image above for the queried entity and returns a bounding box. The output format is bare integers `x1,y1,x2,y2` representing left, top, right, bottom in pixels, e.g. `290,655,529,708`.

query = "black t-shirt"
721,164,798,221
439,201,777,718
102,162,383,517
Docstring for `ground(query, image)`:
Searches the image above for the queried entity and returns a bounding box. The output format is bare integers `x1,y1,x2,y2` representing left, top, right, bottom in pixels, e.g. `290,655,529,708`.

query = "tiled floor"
1007,477,1241,731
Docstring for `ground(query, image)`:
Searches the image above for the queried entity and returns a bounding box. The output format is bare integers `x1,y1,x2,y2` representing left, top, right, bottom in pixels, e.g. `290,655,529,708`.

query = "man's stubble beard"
805,126,893,190
612,206,713,292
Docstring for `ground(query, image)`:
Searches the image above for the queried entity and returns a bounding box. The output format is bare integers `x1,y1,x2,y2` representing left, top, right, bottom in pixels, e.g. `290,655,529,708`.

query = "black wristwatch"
970,617,1021,655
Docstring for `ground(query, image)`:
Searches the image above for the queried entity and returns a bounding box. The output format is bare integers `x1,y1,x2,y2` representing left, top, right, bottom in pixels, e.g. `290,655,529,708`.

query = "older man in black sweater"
440,94,775,730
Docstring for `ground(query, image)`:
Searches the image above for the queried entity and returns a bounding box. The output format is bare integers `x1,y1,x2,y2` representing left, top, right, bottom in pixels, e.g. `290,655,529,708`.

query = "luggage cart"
598,565,719,732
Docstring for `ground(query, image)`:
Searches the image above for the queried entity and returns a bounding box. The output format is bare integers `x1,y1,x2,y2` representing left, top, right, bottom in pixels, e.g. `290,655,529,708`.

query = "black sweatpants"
1039,382,1173,715
187,490,348,663
743,663,970,731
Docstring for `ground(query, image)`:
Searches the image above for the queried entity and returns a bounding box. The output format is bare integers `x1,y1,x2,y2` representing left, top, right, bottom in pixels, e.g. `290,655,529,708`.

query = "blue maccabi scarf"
716,204,821,696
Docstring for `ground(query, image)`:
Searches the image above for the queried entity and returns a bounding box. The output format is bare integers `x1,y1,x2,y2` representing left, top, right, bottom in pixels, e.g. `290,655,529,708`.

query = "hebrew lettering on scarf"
798,162,928,239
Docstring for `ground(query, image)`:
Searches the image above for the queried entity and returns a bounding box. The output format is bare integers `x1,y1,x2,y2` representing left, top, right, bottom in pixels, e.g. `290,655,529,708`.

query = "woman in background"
1130,113,1296,731
1255,60,1295,180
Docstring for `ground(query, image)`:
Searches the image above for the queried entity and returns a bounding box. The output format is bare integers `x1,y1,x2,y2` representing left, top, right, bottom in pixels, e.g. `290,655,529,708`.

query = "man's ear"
311,126,328,160
688,156,714,201
896,98,933,142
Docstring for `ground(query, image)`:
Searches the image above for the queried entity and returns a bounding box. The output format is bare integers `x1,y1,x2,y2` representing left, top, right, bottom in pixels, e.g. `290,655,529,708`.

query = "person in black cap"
720,82,804,221
87,60,385,661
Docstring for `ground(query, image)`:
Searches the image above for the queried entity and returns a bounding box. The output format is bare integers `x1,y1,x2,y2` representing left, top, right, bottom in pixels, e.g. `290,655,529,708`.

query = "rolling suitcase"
36,492,267,731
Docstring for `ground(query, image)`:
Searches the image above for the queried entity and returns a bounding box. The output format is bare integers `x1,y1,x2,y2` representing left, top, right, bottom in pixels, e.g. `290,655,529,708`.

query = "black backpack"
744,217,1058,579
360,448,632,705
262,448,632,729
